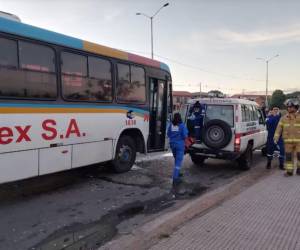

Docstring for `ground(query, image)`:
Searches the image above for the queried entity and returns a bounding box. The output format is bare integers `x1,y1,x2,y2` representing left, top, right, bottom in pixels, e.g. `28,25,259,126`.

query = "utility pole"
199,82,202,98
256,54,279,108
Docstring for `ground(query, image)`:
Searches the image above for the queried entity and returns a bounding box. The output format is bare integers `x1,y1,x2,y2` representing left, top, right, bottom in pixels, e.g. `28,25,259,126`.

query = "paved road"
0,151,266,250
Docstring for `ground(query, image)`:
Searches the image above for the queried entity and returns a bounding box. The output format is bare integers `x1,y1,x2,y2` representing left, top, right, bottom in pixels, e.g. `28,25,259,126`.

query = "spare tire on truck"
202,119,232,149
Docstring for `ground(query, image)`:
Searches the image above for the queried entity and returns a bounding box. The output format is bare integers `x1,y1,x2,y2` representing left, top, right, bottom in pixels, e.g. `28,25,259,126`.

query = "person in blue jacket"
167,113,188,187
192,101,204,143
187,101,204,142
266,107,285,169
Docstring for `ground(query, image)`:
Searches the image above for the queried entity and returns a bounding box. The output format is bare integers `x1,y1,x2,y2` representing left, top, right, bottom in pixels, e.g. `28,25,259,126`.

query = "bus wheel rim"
118,145,132,163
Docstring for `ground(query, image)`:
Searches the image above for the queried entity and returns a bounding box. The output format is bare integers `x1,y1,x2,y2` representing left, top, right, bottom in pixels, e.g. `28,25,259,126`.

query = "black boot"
266,161,271,169
172,179,182,189
172,178,186,196
284,171,293,177
279,164,285,170
296,169,300,175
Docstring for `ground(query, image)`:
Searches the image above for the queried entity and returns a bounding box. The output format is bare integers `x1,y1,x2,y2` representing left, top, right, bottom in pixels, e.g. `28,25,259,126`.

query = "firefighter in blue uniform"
167,113,188,187
266,107,284,169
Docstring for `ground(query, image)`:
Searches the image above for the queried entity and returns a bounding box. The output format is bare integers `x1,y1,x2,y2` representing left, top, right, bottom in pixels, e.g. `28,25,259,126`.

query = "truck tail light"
234,134,241,152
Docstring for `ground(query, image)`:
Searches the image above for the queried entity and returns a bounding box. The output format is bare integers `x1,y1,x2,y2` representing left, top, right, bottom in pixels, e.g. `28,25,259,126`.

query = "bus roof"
188,98,259,106
0,16,170,73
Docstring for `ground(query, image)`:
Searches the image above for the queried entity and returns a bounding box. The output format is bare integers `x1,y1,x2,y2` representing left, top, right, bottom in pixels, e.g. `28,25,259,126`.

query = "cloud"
174,24,300,54
103,10,122,23
217,25,300,45
174,31,219,54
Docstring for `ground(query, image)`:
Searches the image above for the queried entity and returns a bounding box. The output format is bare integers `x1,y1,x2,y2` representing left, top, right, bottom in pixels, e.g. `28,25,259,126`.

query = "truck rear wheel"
261,146,267,157
112,135,136,173
237,144,253,170
190,153,206,166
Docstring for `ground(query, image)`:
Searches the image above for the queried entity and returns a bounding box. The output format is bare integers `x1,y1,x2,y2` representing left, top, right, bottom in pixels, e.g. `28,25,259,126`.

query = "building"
191,91,209,99
172,91,192,110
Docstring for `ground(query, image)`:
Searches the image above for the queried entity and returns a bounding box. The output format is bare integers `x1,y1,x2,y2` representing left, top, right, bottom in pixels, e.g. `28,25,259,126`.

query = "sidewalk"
150,170,300,250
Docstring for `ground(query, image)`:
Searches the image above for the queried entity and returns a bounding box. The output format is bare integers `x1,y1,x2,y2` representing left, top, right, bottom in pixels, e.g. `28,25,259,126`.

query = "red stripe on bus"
128,53,161,68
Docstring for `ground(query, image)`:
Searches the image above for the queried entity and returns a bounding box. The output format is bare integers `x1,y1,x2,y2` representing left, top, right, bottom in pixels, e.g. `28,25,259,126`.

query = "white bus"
0,16,172,184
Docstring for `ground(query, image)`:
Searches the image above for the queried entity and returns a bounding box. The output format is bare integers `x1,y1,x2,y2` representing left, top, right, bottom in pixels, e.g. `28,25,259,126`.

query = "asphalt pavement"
0,151,265,250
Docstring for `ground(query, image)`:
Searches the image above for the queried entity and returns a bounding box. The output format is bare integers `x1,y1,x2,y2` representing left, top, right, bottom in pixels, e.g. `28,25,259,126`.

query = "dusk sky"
1,0,299,94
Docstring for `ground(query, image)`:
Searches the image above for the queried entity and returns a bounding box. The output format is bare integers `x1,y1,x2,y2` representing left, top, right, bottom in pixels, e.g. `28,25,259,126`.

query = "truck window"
205,105,234,127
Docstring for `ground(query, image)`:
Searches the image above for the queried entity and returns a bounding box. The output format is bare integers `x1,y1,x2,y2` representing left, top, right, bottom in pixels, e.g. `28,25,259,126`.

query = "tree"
208,90,224,98
270,89,286,109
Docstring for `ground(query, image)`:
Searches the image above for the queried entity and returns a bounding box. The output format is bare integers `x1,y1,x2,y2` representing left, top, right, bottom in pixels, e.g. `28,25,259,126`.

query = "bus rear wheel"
112,135,136,173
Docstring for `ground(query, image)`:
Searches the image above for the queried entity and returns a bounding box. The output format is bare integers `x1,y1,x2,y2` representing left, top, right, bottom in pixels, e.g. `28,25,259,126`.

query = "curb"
99,166,274,250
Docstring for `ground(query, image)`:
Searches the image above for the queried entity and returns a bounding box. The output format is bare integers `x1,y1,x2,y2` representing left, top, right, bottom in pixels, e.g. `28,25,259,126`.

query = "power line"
121,48,276,91
154,53,264,82
122,48,266,82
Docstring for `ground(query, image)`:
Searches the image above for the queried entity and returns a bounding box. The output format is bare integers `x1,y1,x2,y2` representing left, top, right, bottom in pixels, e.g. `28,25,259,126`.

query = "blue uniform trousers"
193,115,203,143
267,139,284,166
170,142,185,181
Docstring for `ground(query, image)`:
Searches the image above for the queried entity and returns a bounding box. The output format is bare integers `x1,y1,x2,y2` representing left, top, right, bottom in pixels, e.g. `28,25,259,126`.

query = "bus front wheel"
112,135,136,173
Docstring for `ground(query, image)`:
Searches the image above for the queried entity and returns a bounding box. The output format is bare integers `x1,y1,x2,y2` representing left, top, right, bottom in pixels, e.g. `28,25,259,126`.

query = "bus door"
148,78,167,151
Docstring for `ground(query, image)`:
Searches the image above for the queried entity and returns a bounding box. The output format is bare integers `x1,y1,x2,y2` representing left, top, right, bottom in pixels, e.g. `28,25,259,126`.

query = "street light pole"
256,54,279,108
199,82,202,98
136,3,169,59
150,16,153,59
266,61,268,107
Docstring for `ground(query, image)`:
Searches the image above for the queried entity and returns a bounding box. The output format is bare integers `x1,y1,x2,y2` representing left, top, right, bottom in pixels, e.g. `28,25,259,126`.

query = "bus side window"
19,41,57,99
0,37,18,98
116,63,146,103
130,65,146,103
116,63,130,102
88,56,112,102
0,38,57,99
0,37,18,68
61,52,88,101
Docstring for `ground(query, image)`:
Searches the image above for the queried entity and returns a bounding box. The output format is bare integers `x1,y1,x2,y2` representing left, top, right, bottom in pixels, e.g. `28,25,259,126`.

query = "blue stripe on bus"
0,17,83,49
0,17,170,73
0,103,149,114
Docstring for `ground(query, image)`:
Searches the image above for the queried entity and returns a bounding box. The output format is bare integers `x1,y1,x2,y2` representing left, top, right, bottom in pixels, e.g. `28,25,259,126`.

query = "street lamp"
136,3,169,59
256,54,279,108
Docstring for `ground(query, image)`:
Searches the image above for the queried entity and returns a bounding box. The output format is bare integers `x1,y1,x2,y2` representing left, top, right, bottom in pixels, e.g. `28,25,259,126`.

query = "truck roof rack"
0,11,21,22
